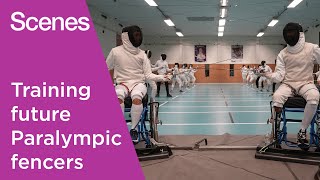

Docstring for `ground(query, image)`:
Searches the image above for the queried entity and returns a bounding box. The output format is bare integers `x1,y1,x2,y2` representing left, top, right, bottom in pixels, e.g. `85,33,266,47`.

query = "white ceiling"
87,0,320,37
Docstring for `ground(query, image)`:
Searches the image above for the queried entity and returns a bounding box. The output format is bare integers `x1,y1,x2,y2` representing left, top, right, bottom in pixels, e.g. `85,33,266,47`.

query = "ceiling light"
218,26,225,32
144,0,158,6
257,32,264,37
219,19,226,26
268,19,279,27
220,8,227,18
288,0,303,8
220,0,228,6
164,19,175,26
218,32,224,37
176,32,184,37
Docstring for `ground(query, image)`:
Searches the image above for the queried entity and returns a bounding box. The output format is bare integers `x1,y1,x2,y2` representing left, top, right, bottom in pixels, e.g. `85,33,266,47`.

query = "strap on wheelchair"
119,83,139,96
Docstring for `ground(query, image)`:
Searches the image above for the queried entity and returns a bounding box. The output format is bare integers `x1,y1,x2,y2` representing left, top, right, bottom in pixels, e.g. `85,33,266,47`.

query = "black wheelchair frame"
124,95,172,161
255,96,320,165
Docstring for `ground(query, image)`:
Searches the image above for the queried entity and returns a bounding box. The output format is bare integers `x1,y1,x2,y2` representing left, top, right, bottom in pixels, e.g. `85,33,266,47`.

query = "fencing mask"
122,25,143,47
283,22,303,47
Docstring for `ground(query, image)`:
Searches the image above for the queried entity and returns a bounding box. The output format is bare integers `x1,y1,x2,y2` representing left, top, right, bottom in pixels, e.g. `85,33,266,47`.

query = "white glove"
163,74,173,81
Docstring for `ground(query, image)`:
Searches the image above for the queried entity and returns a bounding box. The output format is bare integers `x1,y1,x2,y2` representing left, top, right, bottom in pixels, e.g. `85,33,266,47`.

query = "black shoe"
167,94,172,97
179,90,183,92
297,129,309,148
155,94,159,97
130,129,139,143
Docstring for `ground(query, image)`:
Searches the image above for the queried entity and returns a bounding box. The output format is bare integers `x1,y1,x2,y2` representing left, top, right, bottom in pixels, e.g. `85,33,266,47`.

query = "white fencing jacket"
155,59,170,75
106,32,166,90
266,33,320,89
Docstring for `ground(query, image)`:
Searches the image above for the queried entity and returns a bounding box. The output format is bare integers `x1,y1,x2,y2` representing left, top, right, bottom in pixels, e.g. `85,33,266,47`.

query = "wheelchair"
274,96,320,151
124,94,172,161
255,95,320,165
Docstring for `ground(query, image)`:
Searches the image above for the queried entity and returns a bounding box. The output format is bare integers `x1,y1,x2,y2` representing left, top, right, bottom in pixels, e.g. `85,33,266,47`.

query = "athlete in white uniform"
179,64,188,89
171,63,183,92
183,64,191,88
246,67,255,87
258,61,273,91
106,26,170,142
145,50,163,102
241,65,248,84
264,23,320,147
155,54,172,97
189,64,197,86
251,66,259,88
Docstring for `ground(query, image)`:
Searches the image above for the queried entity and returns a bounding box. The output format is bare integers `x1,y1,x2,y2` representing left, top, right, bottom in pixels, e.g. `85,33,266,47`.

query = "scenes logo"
10,12,90,32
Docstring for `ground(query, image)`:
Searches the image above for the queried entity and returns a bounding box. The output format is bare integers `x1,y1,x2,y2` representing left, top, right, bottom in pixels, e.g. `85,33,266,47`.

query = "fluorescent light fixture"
288,0,303,8
218,26,225,32
220,0,228,6
176,32,184,37
268,19,279,27
257,32,264,37
218,32,224,37
164,19,175,26
220,8,227,18
144,0,158,6
219,19,226,26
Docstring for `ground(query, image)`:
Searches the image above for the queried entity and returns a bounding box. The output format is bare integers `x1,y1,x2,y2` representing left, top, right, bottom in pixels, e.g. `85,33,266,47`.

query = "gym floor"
155,83,303,136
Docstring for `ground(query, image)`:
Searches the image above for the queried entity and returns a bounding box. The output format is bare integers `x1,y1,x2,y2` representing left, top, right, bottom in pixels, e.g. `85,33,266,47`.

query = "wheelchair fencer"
255,94,320,165
124,94,172,161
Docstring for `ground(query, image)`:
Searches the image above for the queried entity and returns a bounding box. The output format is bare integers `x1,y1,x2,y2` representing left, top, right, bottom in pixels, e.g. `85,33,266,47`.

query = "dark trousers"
256,76,264,88
157,82,169,95
272,83,276,93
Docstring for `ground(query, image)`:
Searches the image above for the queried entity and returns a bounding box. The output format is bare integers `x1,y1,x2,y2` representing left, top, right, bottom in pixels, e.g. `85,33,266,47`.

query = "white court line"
173,98,270,100
194,83,243,84
179,95,261,97
186,90,270,92
159,101,169,107
187,90,257,91
165,100,270,102
172,95,179,100
160,105,270,108
159,111,269,113
159,93,180,107
183,92,271,94
159,122,299,126
127,122,299,125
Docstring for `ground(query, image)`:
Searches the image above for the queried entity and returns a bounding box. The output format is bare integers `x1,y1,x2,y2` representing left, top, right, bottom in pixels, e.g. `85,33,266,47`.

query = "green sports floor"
154,83,303,136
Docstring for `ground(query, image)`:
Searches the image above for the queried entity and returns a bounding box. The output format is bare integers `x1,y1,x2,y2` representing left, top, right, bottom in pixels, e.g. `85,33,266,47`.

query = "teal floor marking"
127,83,305,135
